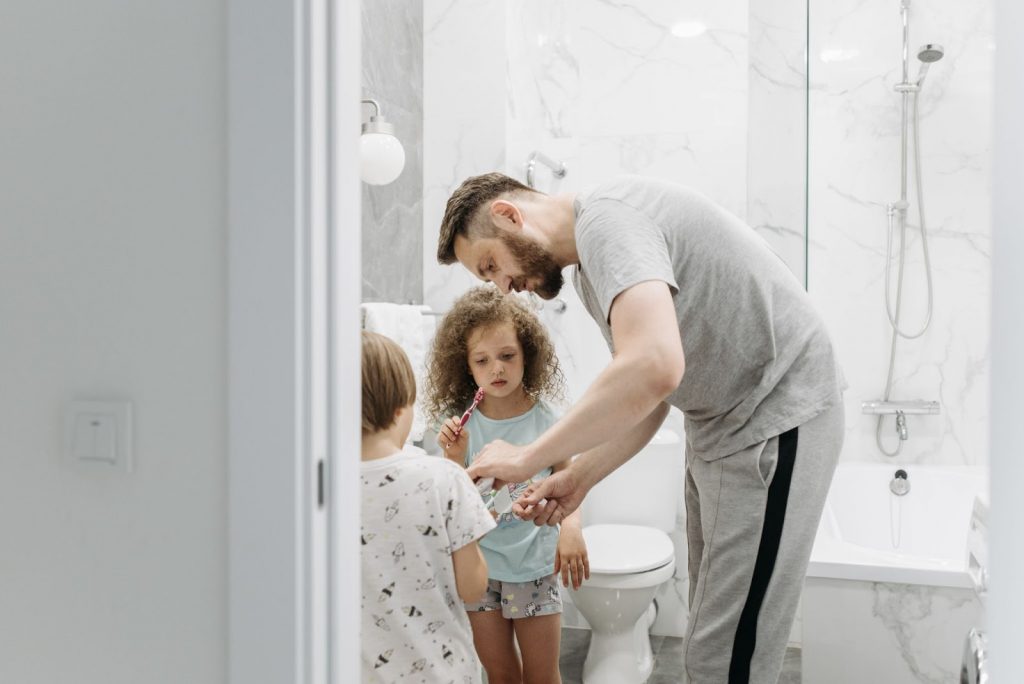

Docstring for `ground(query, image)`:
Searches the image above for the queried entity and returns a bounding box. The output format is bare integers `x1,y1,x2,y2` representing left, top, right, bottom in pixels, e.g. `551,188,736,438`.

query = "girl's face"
465,321,526,401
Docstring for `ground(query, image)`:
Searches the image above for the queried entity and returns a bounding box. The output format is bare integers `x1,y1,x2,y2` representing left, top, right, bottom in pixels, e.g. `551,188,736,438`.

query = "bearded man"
437,172,845,684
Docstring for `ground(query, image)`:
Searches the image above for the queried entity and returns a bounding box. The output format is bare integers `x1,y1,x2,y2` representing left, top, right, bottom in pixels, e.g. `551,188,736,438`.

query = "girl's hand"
437,416,469,465
554,517,590,590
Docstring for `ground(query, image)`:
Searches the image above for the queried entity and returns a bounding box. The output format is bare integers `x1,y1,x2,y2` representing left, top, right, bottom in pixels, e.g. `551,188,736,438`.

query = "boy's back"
361,447,495,683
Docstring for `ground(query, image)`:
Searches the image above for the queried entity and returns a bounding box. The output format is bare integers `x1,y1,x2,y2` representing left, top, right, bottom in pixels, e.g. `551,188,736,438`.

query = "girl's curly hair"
423,286,565,425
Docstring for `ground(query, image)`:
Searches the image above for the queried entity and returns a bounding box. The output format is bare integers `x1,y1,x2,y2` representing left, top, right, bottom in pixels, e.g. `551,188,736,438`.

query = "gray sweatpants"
682,401,844,683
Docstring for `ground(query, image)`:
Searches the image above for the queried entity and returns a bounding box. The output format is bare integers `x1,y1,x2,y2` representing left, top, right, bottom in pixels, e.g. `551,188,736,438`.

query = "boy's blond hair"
361,331,416,434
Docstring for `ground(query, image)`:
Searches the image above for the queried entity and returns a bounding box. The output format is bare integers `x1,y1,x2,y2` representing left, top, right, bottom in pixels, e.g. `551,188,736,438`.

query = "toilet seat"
583,524,674,574
574,524,676,590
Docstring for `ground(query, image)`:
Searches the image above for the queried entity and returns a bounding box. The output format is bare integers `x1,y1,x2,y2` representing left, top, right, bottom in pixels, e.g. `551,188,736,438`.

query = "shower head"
917,44,945,63
914,44,945,86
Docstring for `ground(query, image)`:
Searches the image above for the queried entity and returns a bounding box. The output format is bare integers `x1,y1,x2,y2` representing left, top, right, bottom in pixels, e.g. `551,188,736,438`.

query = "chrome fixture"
889,469,910,496
960,628,989,684
862,400,941,415
893,44,946,91
873,2,945,458
915,44,945,85
524,151,567,189
360,98,406,185
895,411,909,440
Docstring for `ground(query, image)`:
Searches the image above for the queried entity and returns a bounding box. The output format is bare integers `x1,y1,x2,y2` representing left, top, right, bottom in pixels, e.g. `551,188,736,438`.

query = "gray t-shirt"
572,176,843,460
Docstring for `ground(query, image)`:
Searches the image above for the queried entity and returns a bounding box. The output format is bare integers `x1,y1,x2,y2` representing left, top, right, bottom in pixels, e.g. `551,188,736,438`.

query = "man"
438,172,844,683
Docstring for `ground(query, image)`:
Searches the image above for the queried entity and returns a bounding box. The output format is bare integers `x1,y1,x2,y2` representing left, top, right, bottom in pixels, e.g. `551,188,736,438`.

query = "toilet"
569,424,683,684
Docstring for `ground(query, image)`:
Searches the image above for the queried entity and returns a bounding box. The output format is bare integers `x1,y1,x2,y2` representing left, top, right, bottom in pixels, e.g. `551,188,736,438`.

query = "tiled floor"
558,628,802,683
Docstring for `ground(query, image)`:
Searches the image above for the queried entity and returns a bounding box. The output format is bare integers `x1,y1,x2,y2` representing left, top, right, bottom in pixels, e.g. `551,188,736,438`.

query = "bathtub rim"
806,462,987,590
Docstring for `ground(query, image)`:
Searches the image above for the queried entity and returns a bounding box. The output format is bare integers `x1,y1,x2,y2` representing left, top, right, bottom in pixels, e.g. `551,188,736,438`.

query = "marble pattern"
807,0,993,466
362,0,423,304
747,0,809,283
504,0,750,219
423,0,507,314
802,577,981,683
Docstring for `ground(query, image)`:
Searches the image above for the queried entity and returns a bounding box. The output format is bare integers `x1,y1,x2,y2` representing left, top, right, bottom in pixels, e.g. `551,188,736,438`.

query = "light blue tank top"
464,401,561,582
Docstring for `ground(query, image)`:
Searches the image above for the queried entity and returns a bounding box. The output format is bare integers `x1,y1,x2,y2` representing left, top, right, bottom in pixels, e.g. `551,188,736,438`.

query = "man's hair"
361,331,416,434
437,172,537,265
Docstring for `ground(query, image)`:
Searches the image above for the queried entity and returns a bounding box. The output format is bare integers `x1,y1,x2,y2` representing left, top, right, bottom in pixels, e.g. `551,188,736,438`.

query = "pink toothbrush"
455,387,485,438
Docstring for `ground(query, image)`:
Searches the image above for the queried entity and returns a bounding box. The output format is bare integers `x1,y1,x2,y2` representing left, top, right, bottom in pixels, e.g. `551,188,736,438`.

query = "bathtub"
802,463,987,684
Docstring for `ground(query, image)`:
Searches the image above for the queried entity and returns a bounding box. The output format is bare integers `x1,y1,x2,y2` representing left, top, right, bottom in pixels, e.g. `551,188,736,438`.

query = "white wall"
0,2,226,683
989,0,1024,679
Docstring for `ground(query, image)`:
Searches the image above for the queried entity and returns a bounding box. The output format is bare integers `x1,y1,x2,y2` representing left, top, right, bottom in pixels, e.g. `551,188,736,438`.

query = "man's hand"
465,439,536,487
512,467,588,527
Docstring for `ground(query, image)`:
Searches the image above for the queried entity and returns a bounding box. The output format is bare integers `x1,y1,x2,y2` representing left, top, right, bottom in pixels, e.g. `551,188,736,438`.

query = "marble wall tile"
505,0,750,220
362,0,424,304
807,0,993,466
747,0,808,282
802,577,981,683
423,0,507,314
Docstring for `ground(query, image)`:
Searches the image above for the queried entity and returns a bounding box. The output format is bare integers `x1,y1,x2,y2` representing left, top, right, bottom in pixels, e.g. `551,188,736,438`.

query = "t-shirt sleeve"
576,197,679,324
442,461,496,552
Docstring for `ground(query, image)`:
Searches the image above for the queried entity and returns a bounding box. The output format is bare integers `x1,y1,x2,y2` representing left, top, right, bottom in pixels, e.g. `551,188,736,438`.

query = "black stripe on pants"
728,426,799,684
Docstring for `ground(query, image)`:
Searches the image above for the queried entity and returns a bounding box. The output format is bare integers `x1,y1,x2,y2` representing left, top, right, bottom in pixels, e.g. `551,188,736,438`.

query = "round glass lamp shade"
360,132,406,185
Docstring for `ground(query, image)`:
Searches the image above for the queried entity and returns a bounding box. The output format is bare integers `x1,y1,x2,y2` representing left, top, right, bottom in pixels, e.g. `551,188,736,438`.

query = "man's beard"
501,231,564,300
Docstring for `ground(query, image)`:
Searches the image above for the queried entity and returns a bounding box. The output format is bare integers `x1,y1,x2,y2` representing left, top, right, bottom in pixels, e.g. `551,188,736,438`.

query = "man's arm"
467,279,684,483
515,401,670,525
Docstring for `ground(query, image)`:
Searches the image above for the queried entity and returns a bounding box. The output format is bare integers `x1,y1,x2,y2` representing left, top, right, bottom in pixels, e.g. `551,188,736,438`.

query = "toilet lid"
582,524,674,575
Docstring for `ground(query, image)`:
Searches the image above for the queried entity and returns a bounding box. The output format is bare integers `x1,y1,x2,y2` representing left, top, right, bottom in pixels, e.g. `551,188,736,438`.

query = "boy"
360,331,495,683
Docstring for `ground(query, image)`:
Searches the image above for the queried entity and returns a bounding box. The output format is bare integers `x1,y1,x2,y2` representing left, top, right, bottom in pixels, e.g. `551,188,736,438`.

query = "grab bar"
525,151,567,188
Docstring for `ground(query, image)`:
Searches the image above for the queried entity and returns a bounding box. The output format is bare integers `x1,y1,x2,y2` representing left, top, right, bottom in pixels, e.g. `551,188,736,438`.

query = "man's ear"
489,199,523,233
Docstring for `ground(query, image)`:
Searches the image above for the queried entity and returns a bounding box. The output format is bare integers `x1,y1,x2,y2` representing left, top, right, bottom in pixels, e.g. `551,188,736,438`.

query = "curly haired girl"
424,285,589,684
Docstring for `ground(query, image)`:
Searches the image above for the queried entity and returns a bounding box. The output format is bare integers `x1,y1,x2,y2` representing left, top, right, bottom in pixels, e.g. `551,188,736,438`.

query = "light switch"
72,412,118,463
65,401,133,472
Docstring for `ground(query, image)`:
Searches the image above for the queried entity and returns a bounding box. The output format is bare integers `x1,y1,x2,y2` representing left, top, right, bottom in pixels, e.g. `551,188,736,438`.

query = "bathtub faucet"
890,469,910,496
895,410,909,440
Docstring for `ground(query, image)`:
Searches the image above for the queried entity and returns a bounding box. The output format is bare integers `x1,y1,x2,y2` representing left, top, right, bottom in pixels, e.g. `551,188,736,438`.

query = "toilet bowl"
570,422,684,684
570,524,675,683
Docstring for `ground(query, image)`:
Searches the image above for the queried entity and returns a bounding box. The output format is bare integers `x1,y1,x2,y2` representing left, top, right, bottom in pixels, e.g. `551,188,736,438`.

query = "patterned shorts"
464,573,563,619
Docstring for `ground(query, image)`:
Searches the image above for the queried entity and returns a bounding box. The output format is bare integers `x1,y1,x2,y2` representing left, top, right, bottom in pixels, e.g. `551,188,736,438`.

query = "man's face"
453,230,564,300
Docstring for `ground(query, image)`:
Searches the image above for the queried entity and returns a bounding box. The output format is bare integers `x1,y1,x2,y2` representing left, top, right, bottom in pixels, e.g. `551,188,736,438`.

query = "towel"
361,302,436,444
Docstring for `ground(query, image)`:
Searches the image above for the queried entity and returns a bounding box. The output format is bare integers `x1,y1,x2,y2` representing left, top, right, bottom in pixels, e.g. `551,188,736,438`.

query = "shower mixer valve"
895,411,909,441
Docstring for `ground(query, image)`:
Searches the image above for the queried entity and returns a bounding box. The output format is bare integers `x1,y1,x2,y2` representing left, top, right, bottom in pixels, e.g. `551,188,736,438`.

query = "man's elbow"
637,347,684,399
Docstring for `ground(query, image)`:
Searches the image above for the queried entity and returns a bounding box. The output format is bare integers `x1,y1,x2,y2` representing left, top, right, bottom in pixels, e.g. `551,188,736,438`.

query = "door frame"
227,0,360,682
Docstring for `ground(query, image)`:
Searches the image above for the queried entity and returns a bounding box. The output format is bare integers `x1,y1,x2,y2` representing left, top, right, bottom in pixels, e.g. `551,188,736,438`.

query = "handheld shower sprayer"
915,44,945,85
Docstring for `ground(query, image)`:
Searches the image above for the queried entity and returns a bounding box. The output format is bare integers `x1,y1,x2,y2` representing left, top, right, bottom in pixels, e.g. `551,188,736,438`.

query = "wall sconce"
361,99,405,185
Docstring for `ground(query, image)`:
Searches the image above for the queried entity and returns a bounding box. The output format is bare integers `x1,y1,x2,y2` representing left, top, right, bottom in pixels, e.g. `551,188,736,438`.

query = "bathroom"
362,0,992,680
1,1,1022,684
